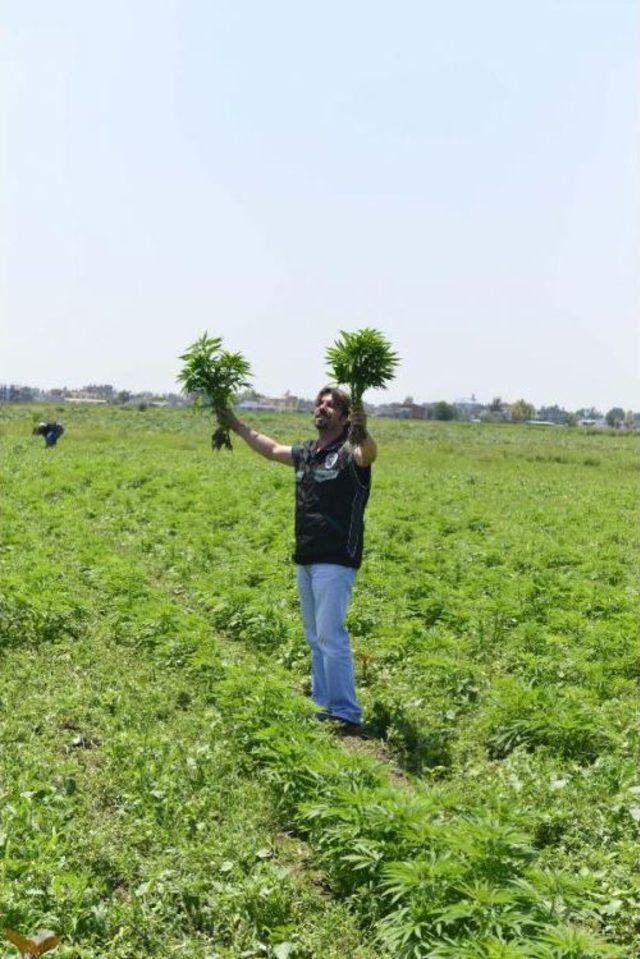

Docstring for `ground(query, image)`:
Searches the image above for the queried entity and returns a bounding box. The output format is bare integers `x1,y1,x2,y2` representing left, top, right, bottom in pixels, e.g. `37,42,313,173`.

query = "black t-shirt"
291,433,371,569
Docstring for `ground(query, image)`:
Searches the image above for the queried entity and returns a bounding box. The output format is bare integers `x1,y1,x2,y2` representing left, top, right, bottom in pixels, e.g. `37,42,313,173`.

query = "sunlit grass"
1,404,638,957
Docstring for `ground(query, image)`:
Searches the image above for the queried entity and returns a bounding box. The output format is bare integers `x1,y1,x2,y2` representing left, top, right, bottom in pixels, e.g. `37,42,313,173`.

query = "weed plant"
1,404,638,956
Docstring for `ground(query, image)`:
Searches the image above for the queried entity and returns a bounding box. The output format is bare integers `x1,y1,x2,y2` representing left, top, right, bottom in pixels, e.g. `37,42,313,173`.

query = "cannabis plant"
325,328,399,442
178,333,252,450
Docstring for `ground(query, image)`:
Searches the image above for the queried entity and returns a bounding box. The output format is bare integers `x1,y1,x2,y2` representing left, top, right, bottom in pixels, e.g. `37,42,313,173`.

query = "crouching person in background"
33,422,65,447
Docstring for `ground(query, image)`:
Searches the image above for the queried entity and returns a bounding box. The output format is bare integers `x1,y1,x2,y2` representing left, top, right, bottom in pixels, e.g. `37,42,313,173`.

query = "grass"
0,403,638,956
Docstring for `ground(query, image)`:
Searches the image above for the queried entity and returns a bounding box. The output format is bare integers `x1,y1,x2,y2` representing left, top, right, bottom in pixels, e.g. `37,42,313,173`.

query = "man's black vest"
291,433,371,569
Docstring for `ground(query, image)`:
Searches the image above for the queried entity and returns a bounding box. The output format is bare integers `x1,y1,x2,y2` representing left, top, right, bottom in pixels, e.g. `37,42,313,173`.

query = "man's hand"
349,408,377,467
350,408,367,437
216,407,241,433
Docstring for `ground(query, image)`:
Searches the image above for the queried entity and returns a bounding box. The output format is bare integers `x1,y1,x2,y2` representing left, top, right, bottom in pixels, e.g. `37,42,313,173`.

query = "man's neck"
315,425,346,451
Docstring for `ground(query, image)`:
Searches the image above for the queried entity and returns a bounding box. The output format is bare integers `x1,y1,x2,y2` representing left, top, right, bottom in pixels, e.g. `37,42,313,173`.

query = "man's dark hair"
315,386,351,419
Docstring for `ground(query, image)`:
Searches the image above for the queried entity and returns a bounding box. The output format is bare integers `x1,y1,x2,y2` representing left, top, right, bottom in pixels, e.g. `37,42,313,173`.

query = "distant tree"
489,396,503,413
510,399,535,423
115,390,131,405
432,401,456,421
575,407,602,421
9,385,36,402
605,407,625,428
537,404,573,425
403,396,414,407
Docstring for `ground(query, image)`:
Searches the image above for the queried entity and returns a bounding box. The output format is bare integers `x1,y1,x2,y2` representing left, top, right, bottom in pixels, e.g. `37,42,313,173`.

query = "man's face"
314,392,347,433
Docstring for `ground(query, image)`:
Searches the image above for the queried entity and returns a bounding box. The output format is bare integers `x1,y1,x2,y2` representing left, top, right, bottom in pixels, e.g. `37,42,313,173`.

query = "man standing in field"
221,388,377,733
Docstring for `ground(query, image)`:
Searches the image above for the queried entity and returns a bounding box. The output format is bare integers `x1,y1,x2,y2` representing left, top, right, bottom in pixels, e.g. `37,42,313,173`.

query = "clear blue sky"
2,0,638,410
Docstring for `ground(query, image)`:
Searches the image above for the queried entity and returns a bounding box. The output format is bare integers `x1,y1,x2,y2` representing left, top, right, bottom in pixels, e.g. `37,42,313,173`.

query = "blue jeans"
297,563,361,725
45,426,64,447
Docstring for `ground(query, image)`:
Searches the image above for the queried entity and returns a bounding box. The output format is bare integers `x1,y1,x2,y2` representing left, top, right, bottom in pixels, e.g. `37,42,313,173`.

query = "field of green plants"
1,404,638,958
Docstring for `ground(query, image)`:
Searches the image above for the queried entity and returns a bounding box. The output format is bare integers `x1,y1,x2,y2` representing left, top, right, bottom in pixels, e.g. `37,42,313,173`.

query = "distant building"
407,404,426,419
375,403,412,419
237,392,305,413
578,418,608,429
453,396,484,420
271,393,300,413
81,384,114,400
65,396,107,404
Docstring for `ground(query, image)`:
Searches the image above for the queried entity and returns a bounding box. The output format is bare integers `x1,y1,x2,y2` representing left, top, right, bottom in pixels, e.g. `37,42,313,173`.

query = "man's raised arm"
219,409,293,465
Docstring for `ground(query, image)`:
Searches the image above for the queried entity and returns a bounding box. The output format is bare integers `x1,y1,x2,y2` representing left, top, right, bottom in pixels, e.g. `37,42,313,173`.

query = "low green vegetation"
0,404,637,957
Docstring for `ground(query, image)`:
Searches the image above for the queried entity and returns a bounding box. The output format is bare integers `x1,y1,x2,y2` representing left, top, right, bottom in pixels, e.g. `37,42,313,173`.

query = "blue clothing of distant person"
34,422,65,447
220,387,378,733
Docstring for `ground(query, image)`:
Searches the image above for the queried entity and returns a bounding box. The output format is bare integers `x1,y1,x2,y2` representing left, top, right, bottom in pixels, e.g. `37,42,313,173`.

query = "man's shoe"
330,718,369,738
315,710,333,722
314,711,369,738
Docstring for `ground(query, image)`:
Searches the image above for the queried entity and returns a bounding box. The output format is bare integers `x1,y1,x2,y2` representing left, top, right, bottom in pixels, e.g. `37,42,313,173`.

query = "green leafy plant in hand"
178,333,252,450
325,328,399,441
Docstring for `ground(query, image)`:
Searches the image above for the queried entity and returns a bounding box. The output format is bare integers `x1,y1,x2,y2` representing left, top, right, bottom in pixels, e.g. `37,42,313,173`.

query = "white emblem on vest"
324,452,338,469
